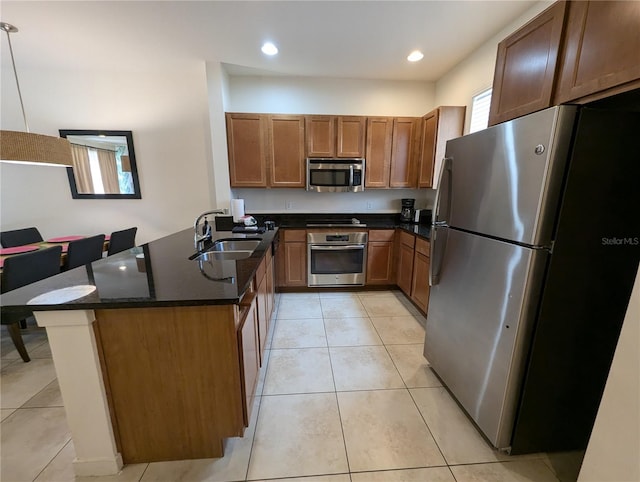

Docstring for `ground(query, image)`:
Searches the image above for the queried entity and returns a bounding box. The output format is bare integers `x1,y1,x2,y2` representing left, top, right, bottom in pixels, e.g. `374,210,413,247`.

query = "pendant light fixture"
0,22,72,167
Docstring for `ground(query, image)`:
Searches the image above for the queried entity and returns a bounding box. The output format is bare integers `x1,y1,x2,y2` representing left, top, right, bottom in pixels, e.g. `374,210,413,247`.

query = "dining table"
0,235,110,272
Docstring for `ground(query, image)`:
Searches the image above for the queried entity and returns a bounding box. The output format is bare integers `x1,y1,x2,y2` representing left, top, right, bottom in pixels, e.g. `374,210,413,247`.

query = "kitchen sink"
191,238,262,262
209,239,261,252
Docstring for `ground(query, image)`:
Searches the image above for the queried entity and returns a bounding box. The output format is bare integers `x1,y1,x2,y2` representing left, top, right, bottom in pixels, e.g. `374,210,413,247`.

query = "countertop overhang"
0,227,279,314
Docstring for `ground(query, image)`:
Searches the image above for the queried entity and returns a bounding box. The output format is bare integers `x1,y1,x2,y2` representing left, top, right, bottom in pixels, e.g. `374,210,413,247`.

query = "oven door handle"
309,244,366,250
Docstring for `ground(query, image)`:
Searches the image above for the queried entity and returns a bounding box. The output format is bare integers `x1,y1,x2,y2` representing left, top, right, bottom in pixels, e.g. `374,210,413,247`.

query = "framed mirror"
59,129,142,199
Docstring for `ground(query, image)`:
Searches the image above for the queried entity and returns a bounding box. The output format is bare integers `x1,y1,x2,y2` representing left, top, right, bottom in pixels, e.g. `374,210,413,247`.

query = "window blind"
469,89,492,133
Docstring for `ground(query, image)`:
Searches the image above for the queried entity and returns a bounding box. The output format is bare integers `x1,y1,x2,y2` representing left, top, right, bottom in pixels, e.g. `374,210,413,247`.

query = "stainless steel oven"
307,231,368,287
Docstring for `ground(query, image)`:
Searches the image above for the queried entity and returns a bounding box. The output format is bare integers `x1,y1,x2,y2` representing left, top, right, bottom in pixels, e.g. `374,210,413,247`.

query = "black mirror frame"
59,129,142,199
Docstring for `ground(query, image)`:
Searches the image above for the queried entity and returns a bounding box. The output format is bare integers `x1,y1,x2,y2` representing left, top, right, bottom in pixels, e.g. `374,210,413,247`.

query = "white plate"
28,285,97,304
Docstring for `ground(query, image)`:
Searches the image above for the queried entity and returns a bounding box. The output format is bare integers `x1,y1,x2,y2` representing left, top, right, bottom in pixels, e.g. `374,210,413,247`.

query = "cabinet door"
266,253,275,322
284,242,307,286
488,1,567,126
238,299,259,426
366,242,394,285
226,113,268,187
365,117,393,188
256,274,268,362
420,106,466,189
306,116,335,157
554,1,640,104
397,242,415,296
411,239,431,313
337,116,366,158
418,110,438,188
268,115,305,187
389,118,419,188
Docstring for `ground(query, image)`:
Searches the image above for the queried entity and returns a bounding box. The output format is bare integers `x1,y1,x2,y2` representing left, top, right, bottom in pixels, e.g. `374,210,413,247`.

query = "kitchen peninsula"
0,227,278,476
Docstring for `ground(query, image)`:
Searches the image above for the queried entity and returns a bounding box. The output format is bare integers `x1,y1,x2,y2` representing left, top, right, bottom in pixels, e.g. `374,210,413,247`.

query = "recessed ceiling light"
261,42,278,56
407,50,424,62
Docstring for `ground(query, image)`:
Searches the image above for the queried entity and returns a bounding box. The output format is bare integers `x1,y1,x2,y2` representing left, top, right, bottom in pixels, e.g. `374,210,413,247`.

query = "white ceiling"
2,0,538,81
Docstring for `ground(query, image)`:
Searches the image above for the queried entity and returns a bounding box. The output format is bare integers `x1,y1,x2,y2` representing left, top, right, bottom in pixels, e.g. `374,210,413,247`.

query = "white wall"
578,267,640,482
434,1,552,134
1,64,214,244
225,75,436,213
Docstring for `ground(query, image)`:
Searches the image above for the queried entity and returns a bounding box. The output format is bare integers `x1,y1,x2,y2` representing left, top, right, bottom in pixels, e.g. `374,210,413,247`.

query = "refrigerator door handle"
430,157,452,286
433,157,453,226
429,225,448,286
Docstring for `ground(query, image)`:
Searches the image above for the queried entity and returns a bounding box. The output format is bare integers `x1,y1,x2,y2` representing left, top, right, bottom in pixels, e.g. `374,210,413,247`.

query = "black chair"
1,246,63,362
0,227,44,248
107,227,137,256
65,234,106,270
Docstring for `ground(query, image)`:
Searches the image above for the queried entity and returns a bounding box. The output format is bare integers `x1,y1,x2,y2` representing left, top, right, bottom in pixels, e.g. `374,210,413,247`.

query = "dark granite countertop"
0,227,278,314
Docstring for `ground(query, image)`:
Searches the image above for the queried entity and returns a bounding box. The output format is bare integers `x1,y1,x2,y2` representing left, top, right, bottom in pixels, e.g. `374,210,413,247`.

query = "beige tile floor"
1,291,584,482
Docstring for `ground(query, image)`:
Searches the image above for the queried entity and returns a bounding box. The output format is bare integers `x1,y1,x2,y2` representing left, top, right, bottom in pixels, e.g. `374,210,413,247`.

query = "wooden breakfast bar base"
33,310,124,477
35,305,248,475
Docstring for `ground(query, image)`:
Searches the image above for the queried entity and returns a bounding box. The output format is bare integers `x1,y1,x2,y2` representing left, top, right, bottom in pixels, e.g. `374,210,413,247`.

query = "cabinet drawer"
369,229,395,242
283,229,306,242
398,230,416,248
415,237,430,257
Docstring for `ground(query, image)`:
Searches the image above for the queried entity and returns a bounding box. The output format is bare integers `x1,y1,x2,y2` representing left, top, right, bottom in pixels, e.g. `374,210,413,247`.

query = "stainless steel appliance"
424,105,640,454
306,158,365,192
307,231,368,286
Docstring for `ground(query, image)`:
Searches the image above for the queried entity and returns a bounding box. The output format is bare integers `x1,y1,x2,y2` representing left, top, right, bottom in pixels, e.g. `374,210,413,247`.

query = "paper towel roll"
231,199,245,222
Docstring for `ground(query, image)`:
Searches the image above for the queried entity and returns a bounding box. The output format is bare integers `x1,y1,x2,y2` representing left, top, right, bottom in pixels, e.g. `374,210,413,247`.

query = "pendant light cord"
2,23,30,133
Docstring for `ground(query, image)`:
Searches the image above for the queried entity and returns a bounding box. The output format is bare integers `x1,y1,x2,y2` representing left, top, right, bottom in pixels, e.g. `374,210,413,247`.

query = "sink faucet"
194,209,226,251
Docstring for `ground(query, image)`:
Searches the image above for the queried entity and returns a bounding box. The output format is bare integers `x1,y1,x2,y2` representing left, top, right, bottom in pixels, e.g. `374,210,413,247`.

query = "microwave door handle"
349,165,354,190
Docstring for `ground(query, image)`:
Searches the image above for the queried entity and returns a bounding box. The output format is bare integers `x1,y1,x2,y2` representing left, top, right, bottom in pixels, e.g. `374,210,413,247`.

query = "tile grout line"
29,436,73,482
321,306,353,477
244,295,281,482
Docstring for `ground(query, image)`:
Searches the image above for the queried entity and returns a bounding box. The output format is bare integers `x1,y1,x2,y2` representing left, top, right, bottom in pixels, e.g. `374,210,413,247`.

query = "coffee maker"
400,198,415,223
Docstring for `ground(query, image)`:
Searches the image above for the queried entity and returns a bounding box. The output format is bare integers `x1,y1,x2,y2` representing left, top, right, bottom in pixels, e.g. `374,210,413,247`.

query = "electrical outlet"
366,201,373,210
285,201,293,210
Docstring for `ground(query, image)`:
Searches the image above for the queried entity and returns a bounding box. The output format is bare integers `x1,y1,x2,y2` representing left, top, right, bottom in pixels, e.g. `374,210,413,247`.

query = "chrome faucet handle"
194,209,227,250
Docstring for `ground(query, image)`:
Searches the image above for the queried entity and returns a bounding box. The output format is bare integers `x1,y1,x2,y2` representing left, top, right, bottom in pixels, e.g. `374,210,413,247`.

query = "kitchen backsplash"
231,188,435,214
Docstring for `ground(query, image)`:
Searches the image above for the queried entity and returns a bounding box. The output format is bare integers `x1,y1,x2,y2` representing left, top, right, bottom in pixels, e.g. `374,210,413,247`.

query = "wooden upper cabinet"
488,1,567,126
305,116,335,157
365,117,393,188
336,116,366,157
268,115,305,188
226,113,268,187
554,1,640,104
306,116,366,158
389,118,419,188
418,106,465,189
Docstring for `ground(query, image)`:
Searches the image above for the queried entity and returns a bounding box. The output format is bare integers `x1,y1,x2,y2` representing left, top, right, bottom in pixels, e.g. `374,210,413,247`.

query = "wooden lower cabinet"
411,237,431,312
277,229,307,287
397,231,416,296
93,246,278,464
395,230,431,312
238,293,260,426
366,229,395,284
94,305,245,463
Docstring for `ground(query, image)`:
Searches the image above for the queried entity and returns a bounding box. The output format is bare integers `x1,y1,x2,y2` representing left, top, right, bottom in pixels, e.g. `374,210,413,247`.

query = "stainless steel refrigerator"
424,104,640,454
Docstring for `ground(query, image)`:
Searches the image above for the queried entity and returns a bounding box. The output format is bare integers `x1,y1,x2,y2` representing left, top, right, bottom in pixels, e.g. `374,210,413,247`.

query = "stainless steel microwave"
306,158,365,192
